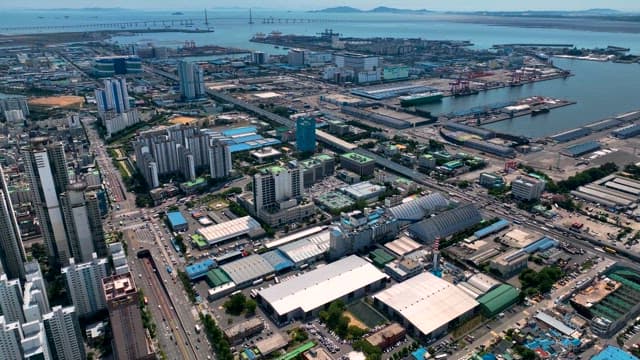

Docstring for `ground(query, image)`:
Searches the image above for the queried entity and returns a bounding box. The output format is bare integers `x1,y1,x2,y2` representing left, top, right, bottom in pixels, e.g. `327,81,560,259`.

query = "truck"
195,324,201,334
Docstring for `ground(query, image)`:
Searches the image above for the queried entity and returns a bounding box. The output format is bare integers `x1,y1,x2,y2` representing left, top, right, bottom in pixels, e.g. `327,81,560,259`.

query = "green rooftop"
276,342,316,360
191,234,208,249
341,152,374,164
477,284,520,317
262,166,287,175
369,248,395,268
182,177,206,188
314,153,333,161
206,268,231,288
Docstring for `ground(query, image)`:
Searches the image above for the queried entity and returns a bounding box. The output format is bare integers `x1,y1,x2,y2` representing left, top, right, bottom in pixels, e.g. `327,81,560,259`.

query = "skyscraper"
296,117,316,153
0,166,26,281
42,306,85,360
95,77,130,114
62,253,108,318
60,182,106,262
178,60,205,100
23,138,71,266
0,315,23,359
0,274,24,324
103,272,154,360
209,140,232,179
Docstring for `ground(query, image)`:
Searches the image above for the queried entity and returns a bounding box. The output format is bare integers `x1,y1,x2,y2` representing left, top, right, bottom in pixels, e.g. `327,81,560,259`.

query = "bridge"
0,19,198,32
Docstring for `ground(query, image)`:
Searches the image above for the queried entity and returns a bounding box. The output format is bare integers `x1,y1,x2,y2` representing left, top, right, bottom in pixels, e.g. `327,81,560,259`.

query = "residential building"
0,316,23,359
60,183,104,262
42,306,85,360
21,320,53,359
296,117,316,153
340,152,376,177
287,48,307,67
23,138,71,266
511,176,546,201
62,254,109,318
0,274,24,324
0,93,29,120
209,140,233,179
95,77,130,114
0,166,26,280
178,60,205,100
103,272,154,360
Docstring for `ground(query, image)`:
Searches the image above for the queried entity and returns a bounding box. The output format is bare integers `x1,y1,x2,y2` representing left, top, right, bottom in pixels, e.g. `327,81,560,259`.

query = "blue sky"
5,0,640,11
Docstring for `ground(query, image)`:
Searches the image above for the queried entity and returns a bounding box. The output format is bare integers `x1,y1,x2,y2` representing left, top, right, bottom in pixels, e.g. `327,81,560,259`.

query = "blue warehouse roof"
474,219,510,239
167,211,187,227
186,259,217,280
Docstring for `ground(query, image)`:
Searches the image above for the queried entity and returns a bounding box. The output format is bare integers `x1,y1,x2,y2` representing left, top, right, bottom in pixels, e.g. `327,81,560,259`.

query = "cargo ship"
399,91,444,107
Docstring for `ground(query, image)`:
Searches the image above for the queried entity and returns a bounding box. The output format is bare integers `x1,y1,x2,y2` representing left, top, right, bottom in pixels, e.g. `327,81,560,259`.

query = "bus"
603,246,617,255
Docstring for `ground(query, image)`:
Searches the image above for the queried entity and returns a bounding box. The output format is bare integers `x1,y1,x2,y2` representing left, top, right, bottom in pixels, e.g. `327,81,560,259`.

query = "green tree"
245,299,257,315
224,293,247,315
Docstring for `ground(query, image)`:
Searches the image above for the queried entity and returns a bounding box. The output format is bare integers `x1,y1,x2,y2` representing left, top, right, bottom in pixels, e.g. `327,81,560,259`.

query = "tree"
224,293,247,315
245,299,257,315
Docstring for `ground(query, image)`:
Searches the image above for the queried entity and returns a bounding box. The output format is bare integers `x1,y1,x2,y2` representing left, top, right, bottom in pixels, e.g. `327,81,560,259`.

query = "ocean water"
3,9,640,137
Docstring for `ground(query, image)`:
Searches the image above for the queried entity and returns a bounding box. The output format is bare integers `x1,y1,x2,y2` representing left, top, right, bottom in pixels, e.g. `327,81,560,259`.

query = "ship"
399,91,444,107
172,12,184,15
531,107,550,116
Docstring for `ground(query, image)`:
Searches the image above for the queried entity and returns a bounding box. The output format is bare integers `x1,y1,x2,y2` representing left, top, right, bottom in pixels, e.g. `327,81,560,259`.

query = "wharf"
441,98,575,126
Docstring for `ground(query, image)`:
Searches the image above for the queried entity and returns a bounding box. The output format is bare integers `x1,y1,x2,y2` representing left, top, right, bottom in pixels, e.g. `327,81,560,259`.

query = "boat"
399,92,444,107
531,107,550,116
274,45,280,49
172,12,184,15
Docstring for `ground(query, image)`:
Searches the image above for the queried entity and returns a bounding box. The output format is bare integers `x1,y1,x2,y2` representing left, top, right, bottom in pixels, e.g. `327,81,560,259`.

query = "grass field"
344,311,368,330
116,160,132,178
347,301,387,328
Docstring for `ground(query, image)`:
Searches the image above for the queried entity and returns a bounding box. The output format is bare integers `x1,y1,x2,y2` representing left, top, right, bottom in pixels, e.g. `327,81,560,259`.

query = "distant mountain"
311,6,363,13
456,8,628,17
312,6,431,14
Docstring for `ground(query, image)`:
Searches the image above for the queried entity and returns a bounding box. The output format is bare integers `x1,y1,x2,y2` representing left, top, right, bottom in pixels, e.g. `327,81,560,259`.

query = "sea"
4,8,640,138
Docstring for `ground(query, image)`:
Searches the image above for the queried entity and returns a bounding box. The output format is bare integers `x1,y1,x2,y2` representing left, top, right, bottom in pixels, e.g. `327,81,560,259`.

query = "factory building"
373,272,478,341
258,256,387,325
408,204,482,243
612,123,640,139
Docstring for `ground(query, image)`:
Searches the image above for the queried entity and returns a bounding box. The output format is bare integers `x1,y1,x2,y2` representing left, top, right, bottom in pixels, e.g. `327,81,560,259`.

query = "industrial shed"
261,250,294,273
477,284,520,317
220,254,274,286
196,216,264,246
258,255,387,325
373,272,478,340
408,204,482,243
278,231,330,266
387,192,450,223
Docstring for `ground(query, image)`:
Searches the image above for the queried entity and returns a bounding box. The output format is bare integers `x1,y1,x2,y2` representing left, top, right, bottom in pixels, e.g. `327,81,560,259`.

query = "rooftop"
220,254,274,285
197,216,262,244
341,152,374,164
592,346,639,360
103,272,137,301
167,211,188,227
571,279,621,309
373,272,478,336
259,255,387,316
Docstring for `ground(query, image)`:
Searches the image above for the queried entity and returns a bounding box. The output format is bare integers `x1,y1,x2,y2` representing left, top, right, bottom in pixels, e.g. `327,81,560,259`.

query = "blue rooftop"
185,259,217,280
167,211,187,227
222,126,257,137
474,219,510,239
260,250,294,272
592,346,639,360
523,236,558,253
411,348,427,360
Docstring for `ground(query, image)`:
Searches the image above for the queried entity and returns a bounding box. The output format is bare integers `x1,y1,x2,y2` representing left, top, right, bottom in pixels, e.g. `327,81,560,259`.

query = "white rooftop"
384,236,422,256
197,216,262,245
373,272,478,337
259,255,387,316
278,231,330,264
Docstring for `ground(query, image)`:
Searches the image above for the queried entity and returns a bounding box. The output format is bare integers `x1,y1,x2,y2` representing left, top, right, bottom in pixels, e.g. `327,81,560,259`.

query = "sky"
3,0,640,12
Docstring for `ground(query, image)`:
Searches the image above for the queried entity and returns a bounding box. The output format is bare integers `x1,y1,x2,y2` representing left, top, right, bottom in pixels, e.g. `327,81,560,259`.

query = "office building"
0,93,29,121
252,51,267,65
42,306,85,360
0,166,26,280
479,172,505,188
334,53,380,72
178,60,205,100
287,48,307,67
299,154,335,188
93,55,142,77
0,274,24,324
511,176,546,201
103,272,154,360
296,117,316,153
23,138,71,265
340,152,376,176
62,254,109,318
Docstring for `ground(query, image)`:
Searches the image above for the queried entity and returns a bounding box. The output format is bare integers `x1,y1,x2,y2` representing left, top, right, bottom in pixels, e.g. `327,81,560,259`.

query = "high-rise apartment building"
253,166,303,213
62,253,108,318
0,315,23,359
0,274,24,324
42,306,85,360
21,320,53,359
296,117,316,153
23,138,71,265
0,93,29,121
0,166,26,280
95,77,130,114
103,272,154,360
60,182,106,262
178,60,205,100
209,139,233,179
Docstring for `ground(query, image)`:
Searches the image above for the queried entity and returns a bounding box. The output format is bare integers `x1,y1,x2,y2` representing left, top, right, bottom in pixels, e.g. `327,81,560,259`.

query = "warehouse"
476,284,520,317
387,192,450,223
561,141,601,157
220,254,275,286
384,236,423,257
373,272,478,340
185,259,216,281
550,127,591,143
278,230,331,266
443,123,494,139
258,255,388,325
408,204,482,243
612,123,640,139
197,216,264,246
340,181,386,202
167,211,188,231
456,273,501,299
